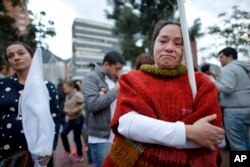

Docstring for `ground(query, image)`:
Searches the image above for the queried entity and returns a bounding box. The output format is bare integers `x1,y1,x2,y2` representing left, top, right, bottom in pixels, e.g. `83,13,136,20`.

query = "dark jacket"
0,74,60,160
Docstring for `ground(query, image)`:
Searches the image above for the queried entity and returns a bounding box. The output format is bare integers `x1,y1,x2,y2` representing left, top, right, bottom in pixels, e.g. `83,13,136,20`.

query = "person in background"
0,41,60,166
60,81,85,162
0,60,5,78
134,53,154,70
88,63,96,71
82,50,125,167
102,20,224,167
72,79,93,163
0,62,15,77
73,80,83,92
215,47,250,151
57,82,66,127
200,63,220,82
0,69,5,78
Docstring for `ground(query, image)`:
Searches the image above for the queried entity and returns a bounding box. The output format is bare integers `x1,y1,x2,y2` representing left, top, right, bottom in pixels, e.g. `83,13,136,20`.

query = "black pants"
61,115,84,156
47,154,54,167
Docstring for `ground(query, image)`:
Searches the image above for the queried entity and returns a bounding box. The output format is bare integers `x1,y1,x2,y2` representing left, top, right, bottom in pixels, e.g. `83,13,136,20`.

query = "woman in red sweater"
102,20,225,167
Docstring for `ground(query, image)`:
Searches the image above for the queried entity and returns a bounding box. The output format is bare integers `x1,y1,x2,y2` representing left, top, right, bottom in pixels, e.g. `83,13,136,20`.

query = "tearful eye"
176,43,183,45
7,55,14,59
18,52,25,55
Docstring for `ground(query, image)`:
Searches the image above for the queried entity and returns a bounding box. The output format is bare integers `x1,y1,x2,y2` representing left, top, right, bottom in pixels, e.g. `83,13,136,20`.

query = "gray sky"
185,0,249,64
28,0,113,60
28,0,250,64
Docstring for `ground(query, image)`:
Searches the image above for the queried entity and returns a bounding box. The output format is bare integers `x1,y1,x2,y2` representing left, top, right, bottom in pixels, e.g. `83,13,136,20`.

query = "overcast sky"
27,0,250,64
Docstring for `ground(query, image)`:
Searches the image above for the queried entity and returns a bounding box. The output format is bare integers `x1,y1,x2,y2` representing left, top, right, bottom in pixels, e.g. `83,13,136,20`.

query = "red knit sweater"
103,70,223,167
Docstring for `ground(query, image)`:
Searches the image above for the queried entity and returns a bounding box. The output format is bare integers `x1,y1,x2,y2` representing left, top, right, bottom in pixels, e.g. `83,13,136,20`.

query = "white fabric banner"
21,48,55,167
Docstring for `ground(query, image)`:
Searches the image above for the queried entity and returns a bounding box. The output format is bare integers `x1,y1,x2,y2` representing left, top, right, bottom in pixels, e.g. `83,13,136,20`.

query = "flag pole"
177,0,197,99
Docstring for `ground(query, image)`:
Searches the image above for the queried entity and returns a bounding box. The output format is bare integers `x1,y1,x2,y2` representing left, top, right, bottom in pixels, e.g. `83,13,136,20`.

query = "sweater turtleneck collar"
140,64,188,78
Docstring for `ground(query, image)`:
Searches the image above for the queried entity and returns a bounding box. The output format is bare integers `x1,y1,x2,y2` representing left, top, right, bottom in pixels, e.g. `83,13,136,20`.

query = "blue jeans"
61,115,84,156
89,142,111,167
223,108,250,151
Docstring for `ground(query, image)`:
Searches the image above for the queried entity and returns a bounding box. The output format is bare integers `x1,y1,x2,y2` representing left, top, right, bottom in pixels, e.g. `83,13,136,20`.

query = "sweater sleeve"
183,73,223,128
118,111,200,148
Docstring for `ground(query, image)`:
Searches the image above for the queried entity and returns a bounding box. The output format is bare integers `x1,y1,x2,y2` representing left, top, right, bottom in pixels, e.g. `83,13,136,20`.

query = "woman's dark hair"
63,80,82,92
134,53,154,70
63,81,75,88
200,63,211,73
150,19,181,57
5,41,34,61
73,80,82,92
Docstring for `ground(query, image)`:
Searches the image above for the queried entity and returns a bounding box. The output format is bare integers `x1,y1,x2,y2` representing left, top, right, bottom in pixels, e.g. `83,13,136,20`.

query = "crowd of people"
0,18,250,167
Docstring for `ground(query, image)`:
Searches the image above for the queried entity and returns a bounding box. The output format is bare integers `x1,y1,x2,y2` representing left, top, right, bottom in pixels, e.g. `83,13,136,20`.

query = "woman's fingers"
39,155,51,166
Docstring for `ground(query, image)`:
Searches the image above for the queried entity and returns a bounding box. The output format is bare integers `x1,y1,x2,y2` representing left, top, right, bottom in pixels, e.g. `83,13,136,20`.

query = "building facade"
0,0,30,76
42,49,68,85
2,0,30,35
71,18,121,80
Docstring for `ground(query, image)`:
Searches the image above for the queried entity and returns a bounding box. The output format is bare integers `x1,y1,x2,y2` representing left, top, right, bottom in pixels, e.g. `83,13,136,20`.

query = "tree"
106,0,177,64
189,18,204,41
207,5,250,57
189,18,204,69
26,11,56,49
0,0,56,65
0,15,19,66
109,4,143,63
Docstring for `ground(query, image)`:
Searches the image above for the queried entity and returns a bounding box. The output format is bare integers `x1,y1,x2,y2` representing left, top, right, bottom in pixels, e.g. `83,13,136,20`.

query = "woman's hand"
186,114,225,151
39,155,51,166
64,108,75,116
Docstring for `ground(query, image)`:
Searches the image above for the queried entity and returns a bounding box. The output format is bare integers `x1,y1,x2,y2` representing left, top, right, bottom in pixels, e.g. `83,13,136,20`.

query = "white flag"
21,48,55,166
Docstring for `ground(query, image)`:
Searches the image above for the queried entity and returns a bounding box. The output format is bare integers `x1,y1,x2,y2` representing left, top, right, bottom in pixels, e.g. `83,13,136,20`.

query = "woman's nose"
164,42,174,52
13,54,20,60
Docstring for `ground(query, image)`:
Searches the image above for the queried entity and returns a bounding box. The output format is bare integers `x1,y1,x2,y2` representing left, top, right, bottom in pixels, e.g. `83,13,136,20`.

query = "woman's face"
5,44,32,72
153,24,184,69
63,84,73,94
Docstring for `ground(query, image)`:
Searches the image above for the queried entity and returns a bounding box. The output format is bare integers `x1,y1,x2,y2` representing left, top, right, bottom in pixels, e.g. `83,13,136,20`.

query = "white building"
71,18,121,80
42,49,68,85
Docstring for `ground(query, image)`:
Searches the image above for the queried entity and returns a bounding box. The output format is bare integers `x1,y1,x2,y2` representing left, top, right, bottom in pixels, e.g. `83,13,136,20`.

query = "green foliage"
0,0,56,65
106,0,177,64
31,11,56,48
0,15,19,65
0,1,4,12
189,18,204,41
207,6,250,51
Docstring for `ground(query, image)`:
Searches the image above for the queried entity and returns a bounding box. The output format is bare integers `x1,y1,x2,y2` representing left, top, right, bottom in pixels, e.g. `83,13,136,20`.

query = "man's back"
216,46,250,151
216,60,250,108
